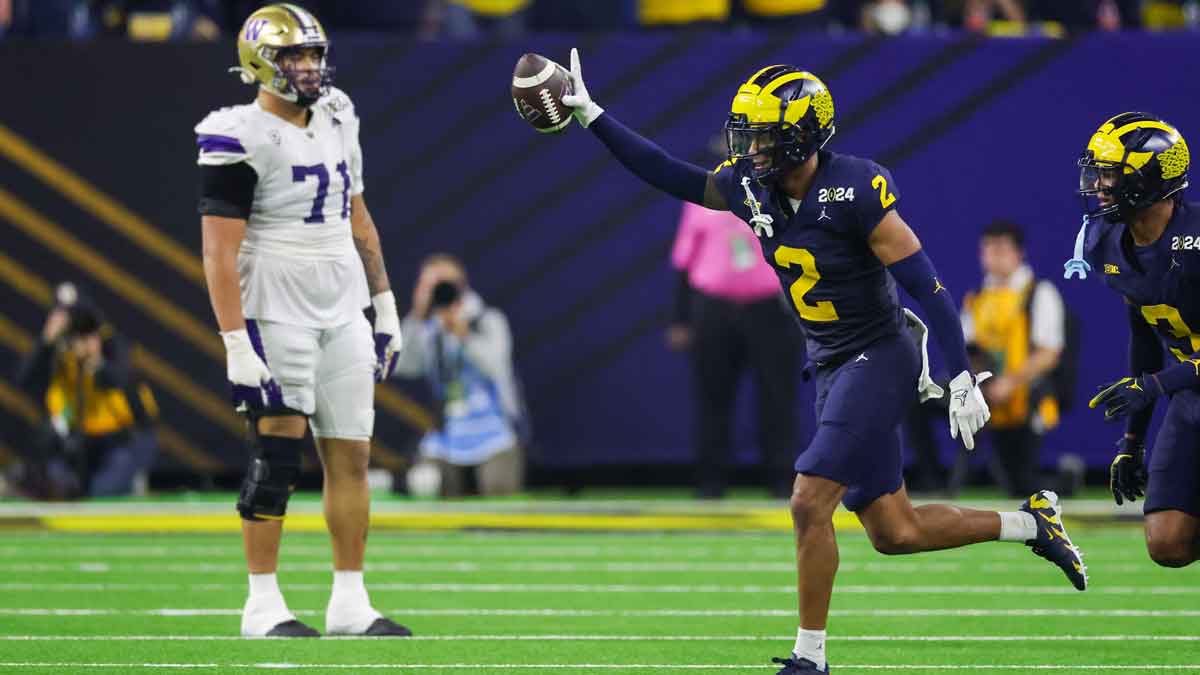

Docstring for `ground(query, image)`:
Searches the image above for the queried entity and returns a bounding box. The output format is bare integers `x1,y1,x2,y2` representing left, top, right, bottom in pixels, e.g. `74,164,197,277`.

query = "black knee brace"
237,435,303,521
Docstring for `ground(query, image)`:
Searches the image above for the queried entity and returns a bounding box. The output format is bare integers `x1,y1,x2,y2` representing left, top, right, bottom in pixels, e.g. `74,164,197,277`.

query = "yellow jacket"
963,271,1059,430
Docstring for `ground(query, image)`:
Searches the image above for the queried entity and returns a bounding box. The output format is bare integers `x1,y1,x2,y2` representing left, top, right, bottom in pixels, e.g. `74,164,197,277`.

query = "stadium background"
0,6,1195,487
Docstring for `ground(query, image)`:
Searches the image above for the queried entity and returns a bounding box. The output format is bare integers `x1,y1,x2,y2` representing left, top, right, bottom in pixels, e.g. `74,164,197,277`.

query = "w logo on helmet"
245,19,268,41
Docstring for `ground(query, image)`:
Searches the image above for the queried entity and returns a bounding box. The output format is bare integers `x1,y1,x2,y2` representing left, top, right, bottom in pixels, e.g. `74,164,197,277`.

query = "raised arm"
562,48,727,211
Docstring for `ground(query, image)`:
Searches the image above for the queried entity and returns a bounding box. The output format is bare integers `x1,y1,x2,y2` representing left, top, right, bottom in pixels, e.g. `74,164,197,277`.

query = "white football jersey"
195,87,369,328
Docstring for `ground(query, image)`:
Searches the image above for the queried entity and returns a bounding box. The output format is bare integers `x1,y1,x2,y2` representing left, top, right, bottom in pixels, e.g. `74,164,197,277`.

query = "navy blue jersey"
712,150,906,364
1084,200,1200,364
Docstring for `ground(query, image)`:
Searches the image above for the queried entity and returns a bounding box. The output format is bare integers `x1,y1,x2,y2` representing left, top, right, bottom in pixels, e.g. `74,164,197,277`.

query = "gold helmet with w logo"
233,3,333,107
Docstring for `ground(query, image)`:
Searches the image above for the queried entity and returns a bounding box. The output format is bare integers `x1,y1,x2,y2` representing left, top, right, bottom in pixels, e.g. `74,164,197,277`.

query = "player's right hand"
221,328,280,412
1110,436,1147,506
561,48,604,128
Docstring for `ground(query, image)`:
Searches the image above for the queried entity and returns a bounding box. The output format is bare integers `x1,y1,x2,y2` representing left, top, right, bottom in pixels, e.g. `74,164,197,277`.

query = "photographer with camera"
393,254,526,497
12,283,158,499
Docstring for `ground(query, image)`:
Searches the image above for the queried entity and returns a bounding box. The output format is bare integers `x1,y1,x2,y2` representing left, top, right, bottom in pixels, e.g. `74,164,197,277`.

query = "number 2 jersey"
711,149,907,364
1083,200,1200,364
195,87,369,328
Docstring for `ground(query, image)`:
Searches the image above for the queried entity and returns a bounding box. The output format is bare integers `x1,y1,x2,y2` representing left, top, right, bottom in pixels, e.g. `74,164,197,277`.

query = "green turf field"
0,503,1196,673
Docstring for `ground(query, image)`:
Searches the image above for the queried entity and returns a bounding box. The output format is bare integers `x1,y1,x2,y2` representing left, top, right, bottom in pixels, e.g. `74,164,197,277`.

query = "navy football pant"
1145,388,1200,517
796,332,918,512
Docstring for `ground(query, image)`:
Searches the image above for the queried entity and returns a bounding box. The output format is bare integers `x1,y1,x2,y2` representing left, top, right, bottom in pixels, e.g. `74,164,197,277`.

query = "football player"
560,51,1087,673
195,4,408,638
1069,112,1200,568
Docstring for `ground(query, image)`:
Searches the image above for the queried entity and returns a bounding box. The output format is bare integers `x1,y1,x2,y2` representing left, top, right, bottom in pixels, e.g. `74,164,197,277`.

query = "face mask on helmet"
725,115,821,185
272,45,334,107
1077,155,1133,223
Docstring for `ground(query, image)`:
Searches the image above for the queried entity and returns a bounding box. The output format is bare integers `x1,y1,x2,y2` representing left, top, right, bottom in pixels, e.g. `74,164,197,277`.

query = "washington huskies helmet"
233,3,333,107
725,66,835,184
1078,112,1189,223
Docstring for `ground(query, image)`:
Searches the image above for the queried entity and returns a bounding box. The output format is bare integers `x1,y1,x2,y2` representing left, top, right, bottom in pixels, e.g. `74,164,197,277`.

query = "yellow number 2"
1141,304,1200,361
871,174,896,209
774,246,839,322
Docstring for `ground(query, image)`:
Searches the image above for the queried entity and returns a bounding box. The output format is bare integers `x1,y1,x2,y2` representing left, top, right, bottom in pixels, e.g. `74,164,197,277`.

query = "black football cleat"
265,619,321,638
772,656,829,673
363,617,413,636
1021,490,1088,591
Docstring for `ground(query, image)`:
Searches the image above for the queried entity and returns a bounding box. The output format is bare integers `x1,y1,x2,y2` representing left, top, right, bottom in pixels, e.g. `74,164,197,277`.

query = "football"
511,52,574,134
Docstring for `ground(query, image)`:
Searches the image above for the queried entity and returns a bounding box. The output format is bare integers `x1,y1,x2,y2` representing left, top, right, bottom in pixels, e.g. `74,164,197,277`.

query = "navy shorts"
795,332,919,512
1145,388,1200,517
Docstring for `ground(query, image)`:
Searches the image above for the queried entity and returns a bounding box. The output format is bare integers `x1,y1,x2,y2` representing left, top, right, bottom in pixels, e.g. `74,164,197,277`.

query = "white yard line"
0,663,1195,671
0,582,1190,594
0,634,1197,642
0,561,964,574
3,608,1199,618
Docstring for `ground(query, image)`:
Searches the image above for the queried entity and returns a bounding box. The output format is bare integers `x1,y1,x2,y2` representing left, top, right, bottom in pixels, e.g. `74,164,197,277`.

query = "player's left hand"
371,291,402,382
1089,376,1161,422
1109,436,1147,506
561,48,604,128
948,370,992,451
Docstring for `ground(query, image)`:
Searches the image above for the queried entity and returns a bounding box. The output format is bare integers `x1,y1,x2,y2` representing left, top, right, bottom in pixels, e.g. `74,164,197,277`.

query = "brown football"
511,52,574,134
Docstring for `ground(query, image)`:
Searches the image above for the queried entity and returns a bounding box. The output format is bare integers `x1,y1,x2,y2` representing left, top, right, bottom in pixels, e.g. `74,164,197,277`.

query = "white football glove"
221,328,278,411
948,369,993,451
561,47,604,128
371,291,402,382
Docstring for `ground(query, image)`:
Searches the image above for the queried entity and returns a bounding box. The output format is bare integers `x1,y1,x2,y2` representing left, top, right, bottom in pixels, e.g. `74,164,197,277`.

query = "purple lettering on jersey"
292,164,330,224
244,19,268,41
335,161,351,219
197,134,246,154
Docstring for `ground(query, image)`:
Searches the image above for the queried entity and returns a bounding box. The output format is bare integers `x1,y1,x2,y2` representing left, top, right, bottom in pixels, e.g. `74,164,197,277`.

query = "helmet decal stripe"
749,65,795,88
279,3,313,30
761,71,820,97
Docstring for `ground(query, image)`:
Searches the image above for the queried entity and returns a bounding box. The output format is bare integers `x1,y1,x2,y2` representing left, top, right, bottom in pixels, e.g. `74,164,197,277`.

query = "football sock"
249,572,283,598
794,628,826,670
242,573,295,636
326,570,382,634
998,511,1038,542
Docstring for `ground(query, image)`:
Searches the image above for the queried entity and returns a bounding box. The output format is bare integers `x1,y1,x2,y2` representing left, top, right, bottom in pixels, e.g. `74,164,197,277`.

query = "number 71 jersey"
713,149,907,365
194,87,370,327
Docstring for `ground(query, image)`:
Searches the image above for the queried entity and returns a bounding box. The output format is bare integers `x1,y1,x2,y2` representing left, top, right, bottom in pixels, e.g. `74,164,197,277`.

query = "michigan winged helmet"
725,66,836,184
232,3,334,107
1078,112,1190,223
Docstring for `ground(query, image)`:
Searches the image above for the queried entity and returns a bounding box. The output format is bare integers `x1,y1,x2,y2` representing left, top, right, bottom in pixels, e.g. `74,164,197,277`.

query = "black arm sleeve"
198,162,258,218
1126,304,1164,439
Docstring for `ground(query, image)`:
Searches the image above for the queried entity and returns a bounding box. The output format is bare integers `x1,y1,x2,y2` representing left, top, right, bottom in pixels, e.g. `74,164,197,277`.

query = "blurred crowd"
3,0,1200,40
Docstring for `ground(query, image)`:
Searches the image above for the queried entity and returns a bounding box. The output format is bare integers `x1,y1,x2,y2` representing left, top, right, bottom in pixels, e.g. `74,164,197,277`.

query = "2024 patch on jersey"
1086,200,1200,364
712,150,906,364
195,87,370,328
